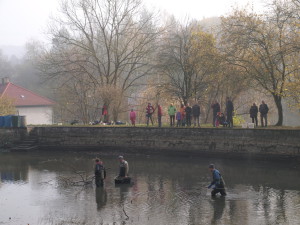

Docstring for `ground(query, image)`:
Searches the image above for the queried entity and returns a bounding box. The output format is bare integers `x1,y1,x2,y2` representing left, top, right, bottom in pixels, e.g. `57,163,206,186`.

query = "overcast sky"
0,0,264,46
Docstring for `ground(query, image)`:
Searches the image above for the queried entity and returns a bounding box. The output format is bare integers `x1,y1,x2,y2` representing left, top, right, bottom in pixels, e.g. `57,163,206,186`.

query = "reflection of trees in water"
258,187,290,225
0,154,29,182
1,153,300,224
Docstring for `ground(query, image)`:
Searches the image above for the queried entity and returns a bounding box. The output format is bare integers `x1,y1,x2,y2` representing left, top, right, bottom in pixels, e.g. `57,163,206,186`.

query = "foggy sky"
0,0,264,46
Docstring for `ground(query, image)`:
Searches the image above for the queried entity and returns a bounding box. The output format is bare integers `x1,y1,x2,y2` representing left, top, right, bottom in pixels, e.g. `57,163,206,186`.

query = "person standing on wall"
157,104,163,127
180,104,186,126
129,109,136,126
94,158,106,187
192,101,201,127
226,97,234,128
185,103,192,127
146,103,155,126
211,100,220,127
101,104,108,123
176,110,181,127
168,103,176,127
207,164,226,197
249,103,258,127
259,100,269,127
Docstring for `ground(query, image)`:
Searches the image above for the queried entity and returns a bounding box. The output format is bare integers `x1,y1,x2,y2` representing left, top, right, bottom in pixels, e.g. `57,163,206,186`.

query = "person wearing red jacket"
101,105,108,123
157,104,163,127
129,109,137,126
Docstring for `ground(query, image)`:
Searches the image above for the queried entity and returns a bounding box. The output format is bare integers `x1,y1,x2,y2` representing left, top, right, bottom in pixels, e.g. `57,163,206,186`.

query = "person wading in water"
118,156,129,178
94,158,106,187
207,164,226,197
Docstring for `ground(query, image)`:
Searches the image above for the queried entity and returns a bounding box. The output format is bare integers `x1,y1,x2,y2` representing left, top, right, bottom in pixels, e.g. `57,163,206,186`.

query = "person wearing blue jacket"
208,164,226,197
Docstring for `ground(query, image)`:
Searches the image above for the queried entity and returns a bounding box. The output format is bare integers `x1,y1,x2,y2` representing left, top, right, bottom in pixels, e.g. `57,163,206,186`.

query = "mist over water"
0,152,299,225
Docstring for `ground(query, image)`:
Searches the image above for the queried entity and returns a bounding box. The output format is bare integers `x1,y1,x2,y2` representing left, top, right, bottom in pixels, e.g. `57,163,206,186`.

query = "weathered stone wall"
0,128,27,149
30,127,300,160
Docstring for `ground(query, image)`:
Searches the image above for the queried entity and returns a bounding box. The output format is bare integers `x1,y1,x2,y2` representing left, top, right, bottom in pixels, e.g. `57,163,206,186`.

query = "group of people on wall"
130,102,201,127
129,98,270,128
249,101,269,127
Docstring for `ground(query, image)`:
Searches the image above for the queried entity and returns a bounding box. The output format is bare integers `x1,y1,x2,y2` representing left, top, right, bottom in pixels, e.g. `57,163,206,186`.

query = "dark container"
0,116,4,127
11,116,19,128
114,176,131,184
4,115,12,128
19,116,27,128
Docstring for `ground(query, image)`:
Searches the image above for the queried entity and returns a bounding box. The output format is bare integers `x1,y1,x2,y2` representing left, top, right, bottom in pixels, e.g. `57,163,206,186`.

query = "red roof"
0,82,55,107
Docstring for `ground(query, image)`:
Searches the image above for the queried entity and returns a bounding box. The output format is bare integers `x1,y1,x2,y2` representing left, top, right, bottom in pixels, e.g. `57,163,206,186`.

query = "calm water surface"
0,152,299,225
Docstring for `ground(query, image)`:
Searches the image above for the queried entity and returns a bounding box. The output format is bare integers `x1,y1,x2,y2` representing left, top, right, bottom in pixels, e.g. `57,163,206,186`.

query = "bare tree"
33,0,161,122
159,20,220,105
220,1,300,125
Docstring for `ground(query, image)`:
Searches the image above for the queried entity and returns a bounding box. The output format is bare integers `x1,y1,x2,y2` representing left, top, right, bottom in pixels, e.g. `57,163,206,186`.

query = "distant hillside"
199,17,221,31
0,45,26,59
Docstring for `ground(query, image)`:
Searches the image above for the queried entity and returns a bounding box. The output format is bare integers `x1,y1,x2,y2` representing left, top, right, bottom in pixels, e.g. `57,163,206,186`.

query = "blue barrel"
0,116,4,127
4,115,12,127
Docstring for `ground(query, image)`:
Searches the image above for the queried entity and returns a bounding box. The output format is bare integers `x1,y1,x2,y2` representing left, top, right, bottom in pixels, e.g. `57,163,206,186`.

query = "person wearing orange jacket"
180,104,186,126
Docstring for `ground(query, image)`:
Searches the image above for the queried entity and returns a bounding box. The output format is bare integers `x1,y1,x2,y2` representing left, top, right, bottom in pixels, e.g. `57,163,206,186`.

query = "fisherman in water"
207,164,226,197
118,156,129,178
94,158,106,187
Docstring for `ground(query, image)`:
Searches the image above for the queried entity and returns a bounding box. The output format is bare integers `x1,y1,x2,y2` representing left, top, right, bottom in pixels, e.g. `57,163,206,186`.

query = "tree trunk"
273,94,283,126
113,108,118,122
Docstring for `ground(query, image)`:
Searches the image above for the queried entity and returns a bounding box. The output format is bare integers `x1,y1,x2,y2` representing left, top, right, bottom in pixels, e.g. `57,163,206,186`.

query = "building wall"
30,127,300,160
17,106,53,125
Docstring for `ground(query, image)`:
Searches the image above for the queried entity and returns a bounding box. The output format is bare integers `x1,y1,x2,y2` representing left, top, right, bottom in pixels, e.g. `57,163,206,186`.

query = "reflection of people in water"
211,197,226,224
119,183,130,202
207,164,226,197
95,188,107,211
94,158,106,187
118,156,129,178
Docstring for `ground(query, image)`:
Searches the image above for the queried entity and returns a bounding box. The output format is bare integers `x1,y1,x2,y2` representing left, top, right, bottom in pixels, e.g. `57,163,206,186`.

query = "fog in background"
0,0,299,126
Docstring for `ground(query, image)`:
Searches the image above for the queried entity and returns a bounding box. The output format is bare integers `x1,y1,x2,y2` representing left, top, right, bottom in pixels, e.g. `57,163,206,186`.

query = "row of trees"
28,0,300,125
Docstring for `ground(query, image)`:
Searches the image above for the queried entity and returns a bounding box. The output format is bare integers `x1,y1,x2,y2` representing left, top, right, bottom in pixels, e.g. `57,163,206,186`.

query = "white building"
0,78,55,125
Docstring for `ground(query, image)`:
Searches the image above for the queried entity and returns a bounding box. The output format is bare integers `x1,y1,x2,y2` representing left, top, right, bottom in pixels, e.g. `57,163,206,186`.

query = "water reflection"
0,152,299,225
211,197,226,224
95,187,107,211
0,154,29,182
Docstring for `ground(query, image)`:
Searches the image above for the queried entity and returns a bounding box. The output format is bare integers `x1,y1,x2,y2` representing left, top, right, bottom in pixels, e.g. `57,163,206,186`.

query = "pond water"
0,152,299,225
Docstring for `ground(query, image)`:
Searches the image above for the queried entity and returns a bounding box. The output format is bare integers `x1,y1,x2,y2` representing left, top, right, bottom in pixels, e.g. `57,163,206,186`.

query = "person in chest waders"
94,158,106,187
118,156,129,178
207,164,226,197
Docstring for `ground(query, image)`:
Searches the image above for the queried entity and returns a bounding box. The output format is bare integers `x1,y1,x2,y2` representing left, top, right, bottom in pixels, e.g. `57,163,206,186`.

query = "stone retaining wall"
30,127,300,160
0,128,27,149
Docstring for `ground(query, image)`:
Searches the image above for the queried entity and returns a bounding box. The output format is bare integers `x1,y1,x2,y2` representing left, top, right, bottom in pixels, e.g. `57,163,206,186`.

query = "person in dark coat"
192,102,201,127
208,164,226,197
118,156,129,178
94,158,106,187
157,104,163,127
226,97,234,128
185,103,192,127
259,101,269,127
249,103,258,127
146,103,155,126
211,100,220,127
